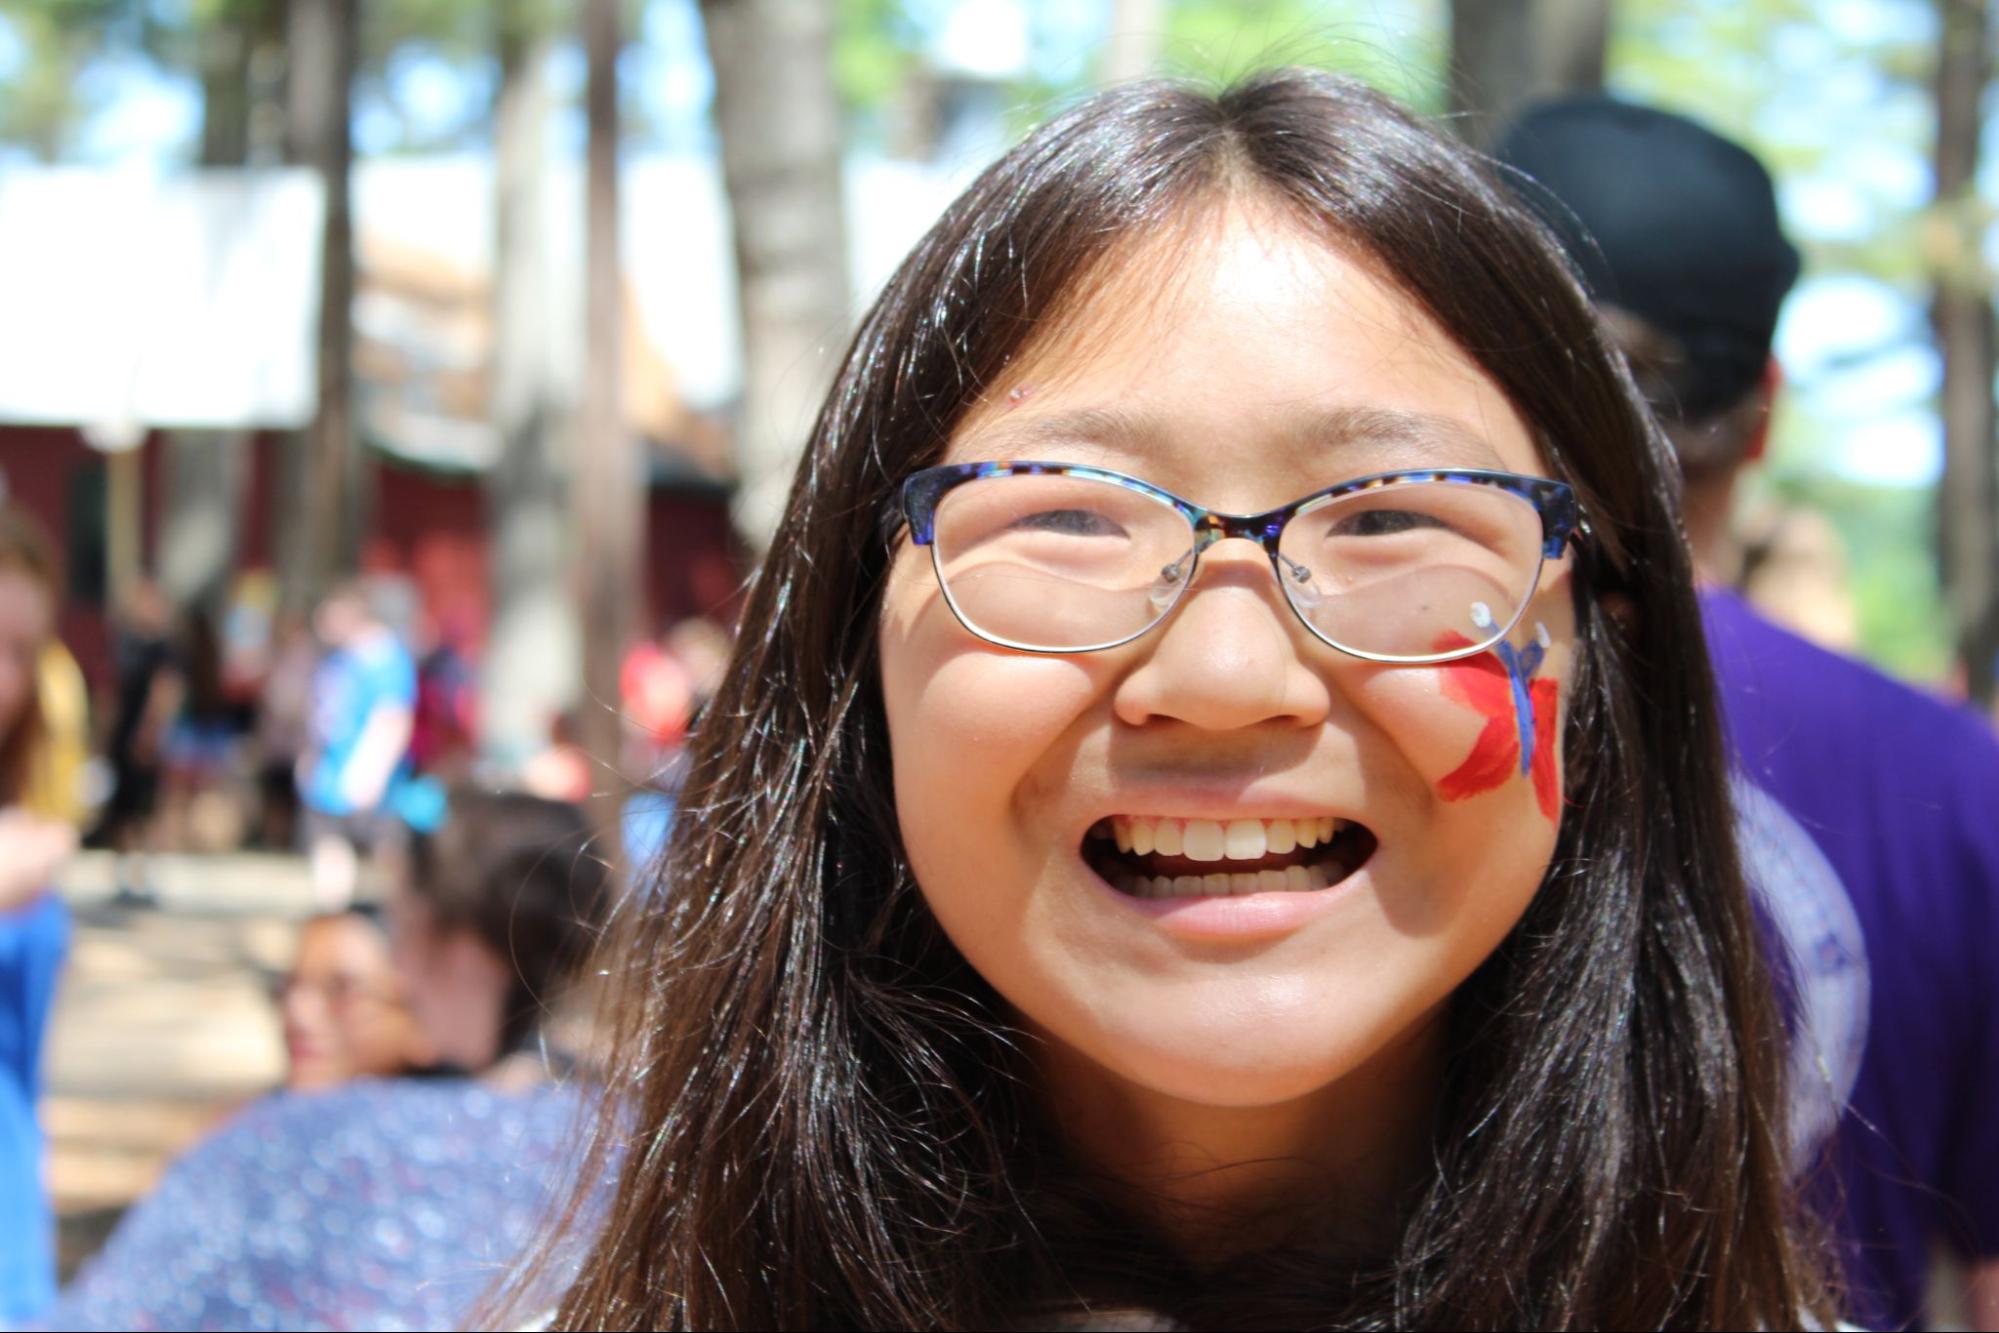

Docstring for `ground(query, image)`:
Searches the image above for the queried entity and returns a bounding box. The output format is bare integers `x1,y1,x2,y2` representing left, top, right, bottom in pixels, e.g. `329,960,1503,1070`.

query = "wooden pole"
1448,0,1609,146
484,4,578,767
574,0,639,840
1931,0,1999,706
284,0,361,601
105,445,143,613
701,0,851,549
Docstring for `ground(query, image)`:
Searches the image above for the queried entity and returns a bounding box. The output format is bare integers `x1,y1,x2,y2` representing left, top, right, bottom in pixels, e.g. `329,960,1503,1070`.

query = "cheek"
1340,641,1573,948
390,931,435,1005
345,1007,397,1054
1352,594,1574,826
880,561,1107,920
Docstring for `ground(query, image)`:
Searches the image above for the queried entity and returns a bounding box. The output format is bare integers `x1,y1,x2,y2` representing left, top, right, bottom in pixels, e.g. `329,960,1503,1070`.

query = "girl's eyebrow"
968,403,1510,469
968,406,1141,459
1297,405,1512,468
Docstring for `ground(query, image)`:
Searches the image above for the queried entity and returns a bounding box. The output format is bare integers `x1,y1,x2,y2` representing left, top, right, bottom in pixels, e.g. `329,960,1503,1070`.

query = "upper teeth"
1104,815,1343,861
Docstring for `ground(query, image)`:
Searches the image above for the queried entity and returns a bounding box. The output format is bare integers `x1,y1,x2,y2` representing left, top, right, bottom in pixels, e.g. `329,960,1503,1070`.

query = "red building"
0,222,744,690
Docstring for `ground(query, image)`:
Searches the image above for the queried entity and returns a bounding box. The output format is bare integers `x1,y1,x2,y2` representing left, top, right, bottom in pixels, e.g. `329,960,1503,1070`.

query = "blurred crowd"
0,505,724,1325
71,568,726,905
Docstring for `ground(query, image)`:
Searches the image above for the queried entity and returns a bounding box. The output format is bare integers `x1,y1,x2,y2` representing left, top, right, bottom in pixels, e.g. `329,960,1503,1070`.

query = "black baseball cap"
1493,95,1800,419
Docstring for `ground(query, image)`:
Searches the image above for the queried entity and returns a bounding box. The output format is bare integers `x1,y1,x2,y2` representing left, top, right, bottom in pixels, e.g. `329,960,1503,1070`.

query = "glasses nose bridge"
1190,509,1285,558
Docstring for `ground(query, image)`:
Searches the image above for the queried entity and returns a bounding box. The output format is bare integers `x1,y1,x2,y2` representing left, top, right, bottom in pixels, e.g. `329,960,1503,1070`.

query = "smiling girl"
533,72,1829,1329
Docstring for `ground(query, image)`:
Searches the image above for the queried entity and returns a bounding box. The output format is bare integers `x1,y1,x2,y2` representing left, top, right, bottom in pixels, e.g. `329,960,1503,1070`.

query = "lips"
1083,814,1377,899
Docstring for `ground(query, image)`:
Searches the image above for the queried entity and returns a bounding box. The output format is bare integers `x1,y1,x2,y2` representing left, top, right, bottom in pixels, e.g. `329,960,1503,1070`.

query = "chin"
1057,996,1411,1110
1137,1044,1378,1109
286,1065,340,1093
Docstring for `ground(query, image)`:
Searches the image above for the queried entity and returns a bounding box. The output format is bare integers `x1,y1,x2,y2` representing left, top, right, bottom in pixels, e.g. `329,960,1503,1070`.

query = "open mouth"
1083,814,1378,899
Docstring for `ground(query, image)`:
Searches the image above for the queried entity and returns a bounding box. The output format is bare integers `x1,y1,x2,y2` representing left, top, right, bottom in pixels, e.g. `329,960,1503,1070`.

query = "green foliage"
831,0,1442,149
1158,0,1443,108
835,0,922,117
1752,463,1954,681
0,0,144,160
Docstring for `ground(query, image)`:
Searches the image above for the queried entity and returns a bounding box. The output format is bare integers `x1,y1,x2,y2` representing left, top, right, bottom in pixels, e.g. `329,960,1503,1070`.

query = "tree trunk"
164,3,273,613
482,6,579,768
158,431,243,609
573,0,640,838
198,13,253,167
1931,0,1999,707
1449,0,1610,147
283,0,362,603
700,0,852,550
1101,0,1165,85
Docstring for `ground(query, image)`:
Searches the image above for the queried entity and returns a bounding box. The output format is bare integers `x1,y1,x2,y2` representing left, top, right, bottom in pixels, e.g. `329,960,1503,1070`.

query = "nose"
1113,540,1333,732
280,982,321,1029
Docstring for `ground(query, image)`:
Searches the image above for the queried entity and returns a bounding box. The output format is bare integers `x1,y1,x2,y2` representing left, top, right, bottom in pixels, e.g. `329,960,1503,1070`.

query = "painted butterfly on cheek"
1432,615,1561,822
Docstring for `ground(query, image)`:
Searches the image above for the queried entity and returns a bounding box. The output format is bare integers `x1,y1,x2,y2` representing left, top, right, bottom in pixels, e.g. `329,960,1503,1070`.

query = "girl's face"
280,915,429,1091
385,879,509,1072
879,203,1577,1111
0,567,51,735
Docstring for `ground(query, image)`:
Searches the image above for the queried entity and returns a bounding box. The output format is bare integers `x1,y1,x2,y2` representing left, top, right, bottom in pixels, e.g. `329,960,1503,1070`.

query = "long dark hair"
405,790,610,1058
0,506,57,807
533,72,1826,1329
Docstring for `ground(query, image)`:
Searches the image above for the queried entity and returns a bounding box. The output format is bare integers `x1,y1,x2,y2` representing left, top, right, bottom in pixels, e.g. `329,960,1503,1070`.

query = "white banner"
0,167,323,430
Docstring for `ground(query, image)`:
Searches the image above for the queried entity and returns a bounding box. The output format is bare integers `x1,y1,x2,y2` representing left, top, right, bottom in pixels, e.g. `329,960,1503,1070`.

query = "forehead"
947,201,1545,504
296,916,390,969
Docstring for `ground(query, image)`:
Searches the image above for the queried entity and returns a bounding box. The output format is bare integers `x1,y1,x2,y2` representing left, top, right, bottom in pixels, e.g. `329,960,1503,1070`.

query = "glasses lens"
1277,479,1546,659
929,473,1193,650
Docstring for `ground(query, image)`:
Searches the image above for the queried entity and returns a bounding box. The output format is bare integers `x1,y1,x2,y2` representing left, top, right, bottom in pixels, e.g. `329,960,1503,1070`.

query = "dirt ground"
42,851,311,1277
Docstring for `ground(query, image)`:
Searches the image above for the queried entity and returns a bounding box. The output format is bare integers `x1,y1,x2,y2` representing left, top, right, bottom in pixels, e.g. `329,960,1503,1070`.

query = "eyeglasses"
267,971,397,1011
894,462,1584,662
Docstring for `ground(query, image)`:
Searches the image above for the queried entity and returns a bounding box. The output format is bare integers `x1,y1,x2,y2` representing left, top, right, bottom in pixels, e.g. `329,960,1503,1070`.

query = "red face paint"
1529,677,1561,820
1430,630,1561,821
1434,632,1521,802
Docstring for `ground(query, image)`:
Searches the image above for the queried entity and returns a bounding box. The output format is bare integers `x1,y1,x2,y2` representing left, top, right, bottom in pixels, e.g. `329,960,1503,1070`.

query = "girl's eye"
1328,507,1448,537
1008,508,1128,538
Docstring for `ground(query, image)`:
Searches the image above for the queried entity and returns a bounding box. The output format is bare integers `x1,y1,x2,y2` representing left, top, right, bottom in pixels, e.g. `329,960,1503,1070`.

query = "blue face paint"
1488,623,1551,776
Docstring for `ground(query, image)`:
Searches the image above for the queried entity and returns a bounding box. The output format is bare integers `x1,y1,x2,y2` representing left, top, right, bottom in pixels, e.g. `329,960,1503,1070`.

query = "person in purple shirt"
1498,97,1999,1330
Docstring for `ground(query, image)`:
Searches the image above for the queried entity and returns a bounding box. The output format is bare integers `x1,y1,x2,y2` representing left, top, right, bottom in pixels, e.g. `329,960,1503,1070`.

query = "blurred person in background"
22,640,88,833
33,790,610,1331
274,907,431,1093
84,580,178,892
663,616,731,715
0,508,78,1321
408,607,479,785
618,627,693,778
252,611,314,851
159,606,243,853
1499,96,1999,1331
617,617,735,872
520,708,594,807
616,628,694,870
298,581,416,910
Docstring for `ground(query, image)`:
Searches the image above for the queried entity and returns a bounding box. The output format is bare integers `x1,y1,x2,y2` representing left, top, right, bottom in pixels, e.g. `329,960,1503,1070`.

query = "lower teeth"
1118,862,1338,899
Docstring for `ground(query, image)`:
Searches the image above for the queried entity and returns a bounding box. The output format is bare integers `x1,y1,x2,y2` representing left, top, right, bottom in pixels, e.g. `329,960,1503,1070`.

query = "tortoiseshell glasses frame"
890,461,1587,663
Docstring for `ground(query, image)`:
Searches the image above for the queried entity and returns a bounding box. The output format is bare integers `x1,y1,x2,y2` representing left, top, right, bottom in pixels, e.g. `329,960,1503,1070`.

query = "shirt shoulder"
45,1081,592,1330
1700,589,1999,798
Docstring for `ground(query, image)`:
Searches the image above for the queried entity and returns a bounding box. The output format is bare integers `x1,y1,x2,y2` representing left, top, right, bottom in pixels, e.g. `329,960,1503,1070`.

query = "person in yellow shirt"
0,505,76,1318
23,640,87,828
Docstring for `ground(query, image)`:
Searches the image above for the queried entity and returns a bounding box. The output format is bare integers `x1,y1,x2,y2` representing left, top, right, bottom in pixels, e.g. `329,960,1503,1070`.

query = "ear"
1742,357,1782,464
439,927,512,992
